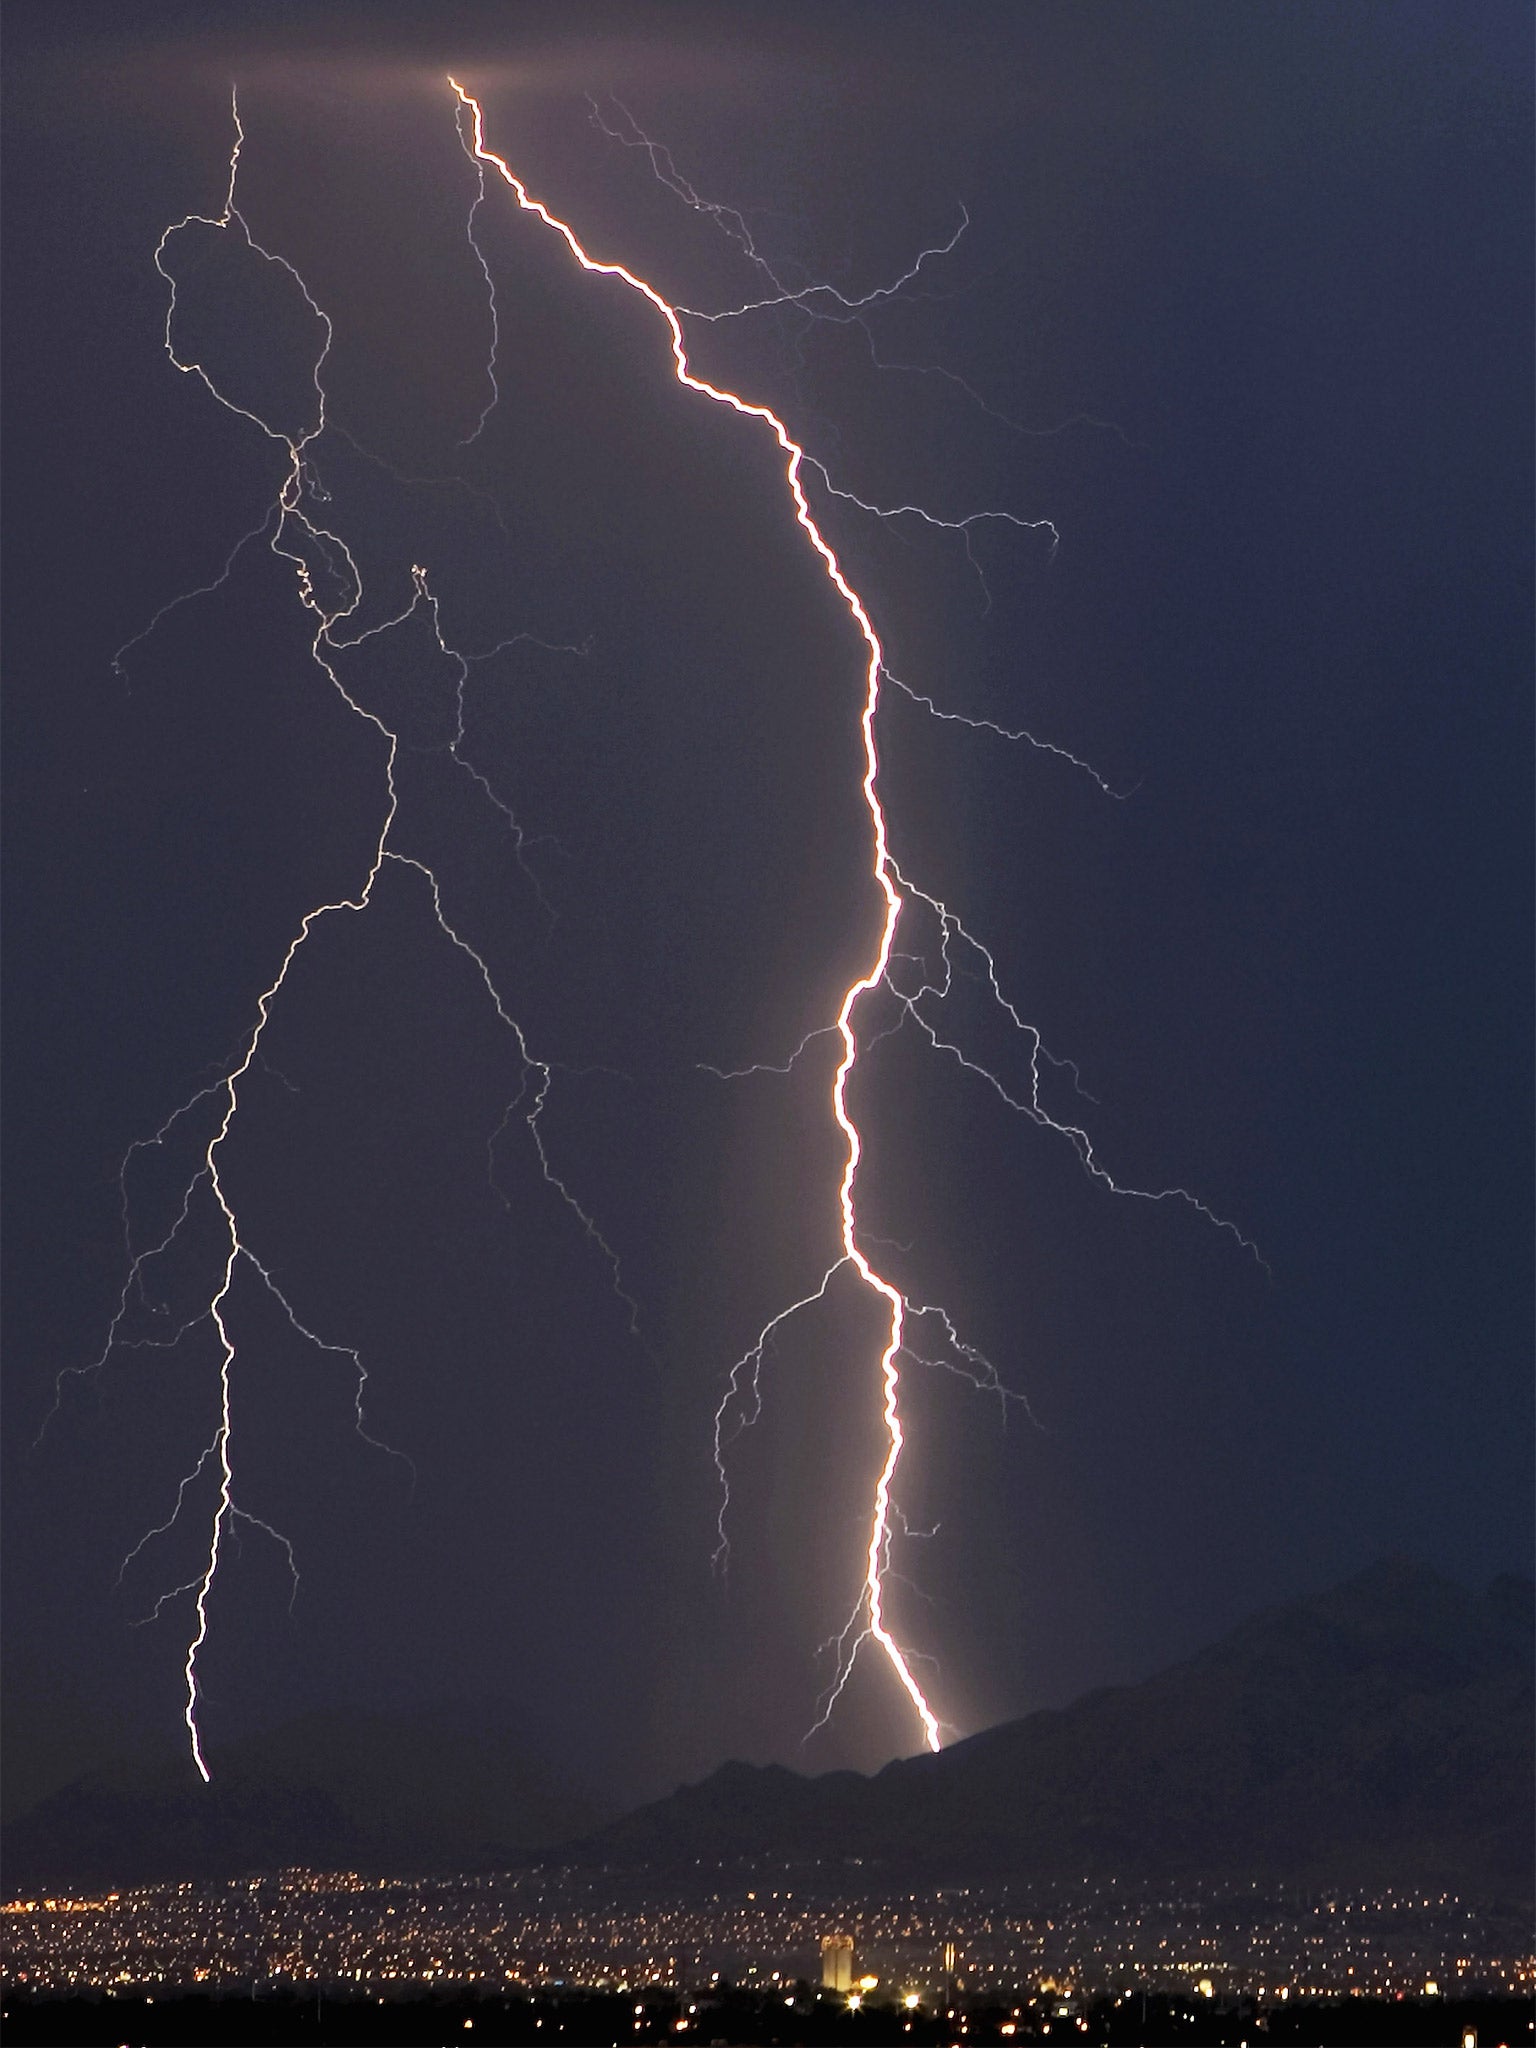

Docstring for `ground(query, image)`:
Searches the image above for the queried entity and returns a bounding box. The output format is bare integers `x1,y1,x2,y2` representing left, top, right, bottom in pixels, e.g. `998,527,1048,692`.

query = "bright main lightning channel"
447,81,945,1753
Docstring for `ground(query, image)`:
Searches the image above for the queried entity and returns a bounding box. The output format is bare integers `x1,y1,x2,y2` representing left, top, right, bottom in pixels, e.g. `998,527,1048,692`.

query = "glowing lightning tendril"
452,84,1268,1756
73,89,624,1781
446,79,948,1754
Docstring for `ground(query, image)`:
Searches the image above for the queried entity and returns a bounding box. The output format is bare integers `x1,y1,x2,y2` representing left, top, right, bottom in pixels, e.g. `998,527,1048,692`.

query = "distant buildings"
4,1871,1529,2003
820,1932,853,1992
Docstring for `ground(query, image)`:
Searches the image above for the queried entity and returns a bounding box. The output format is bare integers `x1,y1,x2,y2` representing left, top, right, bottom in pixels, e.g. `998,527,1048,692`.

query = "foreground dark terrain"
4,1985,1533,2046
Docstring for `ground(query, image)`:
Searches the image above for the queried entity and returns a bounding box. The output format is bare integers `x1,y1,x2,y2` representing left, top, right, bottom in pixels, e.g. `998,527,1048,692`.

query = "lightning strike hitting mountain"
450,82,1259,1755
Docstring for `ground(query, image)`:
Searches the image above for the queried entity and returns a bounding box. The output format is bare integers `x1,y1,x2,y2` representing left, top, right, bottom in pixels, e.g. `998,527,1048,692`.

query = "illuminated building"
821,1933,854,1992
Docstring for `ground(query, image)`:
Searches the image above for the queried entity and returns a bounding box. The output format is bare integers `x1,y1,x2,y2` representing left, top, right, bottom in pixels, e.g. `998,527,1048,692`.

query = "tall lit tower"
821,1933,854,1993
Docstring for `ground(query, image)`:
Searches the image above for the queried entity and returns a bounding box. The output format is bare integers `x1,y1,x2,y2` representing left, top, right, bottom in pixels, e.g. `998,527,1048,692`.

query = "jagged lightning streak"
588,95,1140,461
489,85,1267,1754
711,1257,848,1572
75,91,627,1781
451,79,946,1752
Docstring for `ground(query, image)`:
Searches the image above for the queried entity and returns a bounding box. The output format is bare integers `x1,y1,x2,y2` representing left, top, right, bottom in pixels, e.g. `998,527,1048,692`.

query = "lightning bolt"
584,93,1142,454
452,81,1263,1759
63,90,628,1780
451,78,949,1753
483,79,1277,1753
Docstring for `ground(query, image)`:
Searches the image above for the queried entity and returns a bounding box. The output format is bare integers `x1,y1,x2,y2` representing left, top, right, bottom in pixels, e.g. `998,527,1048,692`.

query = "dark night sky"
4,2,1531,1819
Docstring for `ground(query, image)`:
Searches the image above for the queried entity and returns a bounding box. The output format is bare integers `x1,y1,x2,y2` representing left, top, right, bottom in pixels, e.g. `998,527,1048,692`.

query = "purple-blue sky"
4,0,1531,1817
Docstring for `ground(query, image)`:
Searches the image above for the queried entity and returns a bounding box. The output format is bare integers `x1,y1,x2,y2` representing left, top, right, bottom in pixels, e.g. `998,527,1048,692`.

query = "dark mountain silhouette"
565,1561,1533,1899
4,1563,1529,1899
1,1702,607,1895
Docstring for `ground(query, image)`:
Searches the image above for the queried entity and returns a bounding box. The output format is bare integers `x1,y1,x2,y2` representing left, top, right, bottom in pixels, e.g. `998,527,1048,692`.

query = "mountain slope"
568,1561,1533,1897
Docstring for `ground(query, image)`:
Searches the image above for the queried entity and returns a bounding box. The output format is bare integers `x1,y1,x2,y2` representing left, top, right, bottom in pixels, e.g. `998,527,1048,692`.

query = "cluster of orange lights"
2,1896,117,1915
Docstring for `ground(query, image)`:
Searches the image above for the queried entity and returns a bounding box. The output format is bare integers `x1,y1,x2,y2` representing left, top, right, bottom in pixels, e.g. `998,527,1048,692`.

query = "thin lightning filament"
447,80,942,1752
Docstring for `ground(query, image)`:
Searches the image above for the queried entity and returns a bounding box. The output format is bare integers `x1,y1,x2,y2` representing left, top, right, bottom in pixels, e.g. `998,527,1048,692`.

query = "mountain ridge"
558,1560,1532,1898
4,1561,1529,1899
0,1701,606,1895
